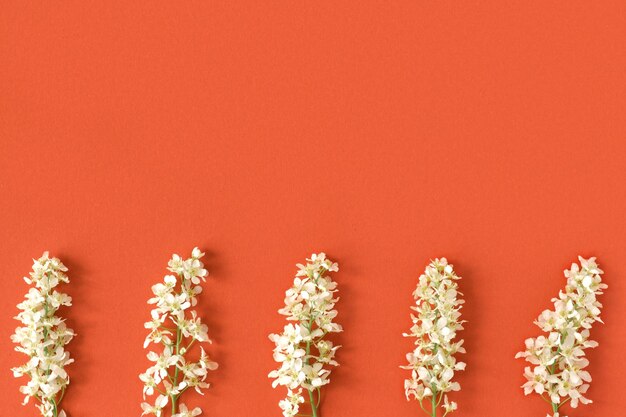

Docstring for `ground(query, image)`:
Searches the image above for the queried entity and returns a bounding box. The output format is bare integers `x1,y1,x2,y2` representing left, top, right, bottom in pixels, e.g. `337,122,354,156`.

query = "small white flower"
11,252,74,417
269,253,342,417
173,403,202,417
443,395,457,414
140,248,217,416
401,258,465,416
516,256,606,416
141,394,169,416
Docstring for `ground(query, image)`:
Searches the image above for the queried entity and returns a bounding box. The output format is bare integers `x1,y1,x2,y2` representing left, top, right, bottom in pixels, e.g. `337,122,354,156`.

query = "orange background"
1,2,625,417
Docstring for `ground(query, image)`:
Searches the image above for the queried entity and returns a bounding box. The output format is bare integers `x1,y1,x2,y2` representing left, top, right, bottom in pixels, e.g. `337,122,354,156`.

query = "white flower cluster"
402,258,466,417
268,253,342,417
11,252,75,417
515,256,607,417
140,247,218,417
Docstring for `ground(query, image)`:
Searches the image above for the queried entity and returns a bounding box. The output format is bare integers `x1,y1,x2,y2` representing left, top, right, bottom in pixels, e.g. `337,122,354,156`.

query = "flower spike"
140,247,218,417
516,256,607,416
269,253,342,417
401,258,466,417
11,252,75,417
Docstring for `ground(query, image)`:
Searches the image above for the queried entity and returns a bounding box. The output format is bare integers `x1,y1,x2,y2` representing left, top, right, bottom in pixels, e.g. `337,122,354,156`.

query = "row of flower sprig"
268,255,607,417
11,252,606,417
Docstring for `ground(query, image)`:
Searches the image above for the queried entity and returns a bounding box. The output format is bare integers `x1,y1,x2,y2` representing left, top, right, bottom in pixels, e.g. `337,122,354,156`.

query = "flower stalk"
11,252,75,417
269,253,342,417
402,258,466,417
516,256,607,417
140,247,218,417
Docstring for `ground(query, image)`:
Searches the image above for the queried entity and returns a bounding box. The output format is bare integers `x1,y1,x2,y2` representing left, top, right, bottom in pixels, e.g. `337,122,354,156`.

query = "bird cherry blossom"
401,258,466,417
140,247,218,417
11,252,75,417
516,256,607,417
268,253,342,417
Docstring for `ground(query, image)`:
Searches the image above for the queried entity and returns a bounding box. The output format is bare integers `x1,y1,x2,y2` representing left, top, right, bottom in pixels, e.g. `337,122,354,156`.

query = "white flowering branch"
515,256,607,417
140,247,218,417
11,252,75,417
402,258,466,417
268,253,342,417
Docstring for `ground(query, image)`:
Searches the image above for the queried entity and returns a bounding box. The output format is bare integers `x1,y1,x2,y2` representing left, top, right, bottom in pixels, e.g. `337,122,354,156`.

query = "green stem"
44,273,60,417
57,387,66,405
308,389,318,417
171,326,182,415
552,402,559,413
305,313,318,417
431,392,437,417
301,269,329,417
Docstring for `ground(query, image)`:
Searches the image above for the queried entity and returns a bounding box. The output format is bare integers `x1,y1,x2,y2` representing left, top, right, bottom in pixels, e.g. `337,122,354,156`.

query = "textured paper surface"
1,2,625,416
